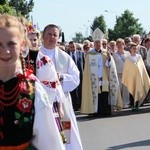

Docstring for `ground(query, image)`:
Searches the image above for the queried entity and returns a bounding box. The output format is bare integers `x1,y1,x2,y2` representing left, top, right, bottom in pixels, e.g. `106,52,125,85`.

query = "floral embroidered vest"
0,76,35,146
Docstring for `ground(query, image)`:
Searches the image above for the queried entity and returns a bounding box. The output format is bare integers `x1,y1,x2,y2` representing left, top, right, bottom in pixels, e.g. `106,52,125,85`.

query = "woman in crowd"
122,42,150,111
113,38,130,108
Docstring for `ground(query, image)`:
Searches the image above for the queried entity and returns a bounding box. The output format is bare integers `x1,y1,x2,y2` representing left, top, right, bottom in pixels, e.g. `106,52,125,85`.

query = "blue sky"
31,0,150,42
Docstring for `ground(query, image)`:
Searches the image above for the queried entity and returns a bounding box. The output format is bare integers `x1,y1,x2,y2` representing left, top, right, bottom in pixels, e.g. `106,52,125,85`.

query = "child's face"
0,27,23,67
28,33,39,49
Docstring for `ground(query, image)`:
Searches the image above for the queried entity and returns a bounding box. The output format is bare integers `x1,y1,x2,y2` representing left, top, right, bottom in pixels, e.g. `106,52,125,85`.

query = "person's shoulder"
89,48,95,52
139,45,147,50
112,51,117,55
88,48,97,55
137,53,142,59
125,51,130,55
101,49,108,55
57,47,68,54
102,49,107,52
77,50,84,54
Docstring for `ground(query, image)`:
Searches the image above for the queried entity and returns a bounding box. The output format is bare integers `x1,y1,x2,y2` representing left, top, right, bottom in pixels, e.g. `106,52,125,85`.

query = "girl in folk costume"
0,14,65,150
18,17,39,75
122,42,150,111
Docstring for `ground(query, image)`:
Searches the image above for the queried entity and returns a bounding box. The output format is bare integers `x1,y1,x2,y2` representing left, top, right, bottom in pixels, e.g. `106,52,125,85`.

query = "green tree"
72,32,84,43
91,15,107,35
9,0,34,18
109,10,145,40
0,0,16,15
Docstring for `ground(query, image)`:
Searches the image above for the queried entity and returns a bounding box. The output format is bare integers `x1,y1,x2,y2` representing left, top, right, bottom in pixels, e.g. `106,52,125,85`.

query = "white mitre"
92,28,104,41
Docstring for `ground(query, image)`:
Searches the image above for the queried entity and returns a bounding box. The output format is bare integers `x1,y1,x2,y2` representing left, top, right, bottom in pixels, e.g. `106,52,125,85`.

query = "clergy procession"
0,13,150,150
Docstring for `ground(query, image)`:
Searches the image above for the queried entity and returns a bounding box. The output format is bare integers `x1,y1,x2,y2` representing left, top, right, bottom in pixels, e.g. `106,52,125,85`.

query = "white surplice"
40,46,83,150
32,81,65,150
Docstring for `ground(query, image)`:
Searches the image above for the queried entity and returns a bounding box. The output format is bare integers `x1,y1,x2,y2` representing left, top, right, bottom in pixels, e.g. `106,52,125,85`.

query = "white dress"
40,46,83,150
32,81,65,150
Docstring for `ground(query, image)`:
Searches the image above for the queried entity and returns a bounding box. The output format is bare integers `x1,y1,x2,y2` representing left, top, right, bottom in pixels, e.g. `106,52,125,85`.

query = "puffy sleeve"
60,57,80,92
36,52,65,103
32,81,65,150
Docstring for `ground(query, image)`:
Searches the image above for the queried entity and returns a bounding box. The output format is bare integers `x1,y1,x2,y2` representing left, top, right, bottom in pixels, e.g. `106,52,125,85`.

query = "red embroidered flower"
17,97,33,113
36,60,43,68
50,82,56,88
41,56,49,65
42,81,49,85
26,67,34,76
17,71,33,80
19,82,28,94
17,73,26,80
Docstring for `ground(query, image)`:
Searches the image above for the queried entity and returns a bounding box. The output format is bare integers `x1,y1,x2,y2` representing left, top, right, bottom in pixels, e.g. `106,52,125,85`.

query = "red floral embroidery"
19,82,28,94
41,56,49,65
17,97,32,113
42,81,49,85
17,71,32,80
51,82,56,88
17,73,26,80
42,81,57,88
36,60,43,68
26,68,34,76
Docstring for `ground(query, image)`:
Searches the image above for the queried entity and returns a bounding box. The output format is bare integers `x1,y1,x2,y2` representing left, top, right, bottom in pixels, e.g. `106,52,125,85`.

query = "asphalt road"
76,103,150,150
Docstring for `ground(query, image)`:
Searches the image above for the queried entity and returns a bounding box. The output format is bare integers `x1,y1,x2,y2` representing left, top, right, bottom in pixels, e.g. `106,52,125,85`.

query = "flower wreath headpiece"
26,22,37,34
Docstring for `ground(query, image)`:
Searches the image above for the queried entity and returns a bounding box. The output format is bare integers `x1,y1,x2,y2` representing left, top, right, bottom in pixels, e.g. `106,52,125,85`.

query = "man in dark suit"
68,41,85,111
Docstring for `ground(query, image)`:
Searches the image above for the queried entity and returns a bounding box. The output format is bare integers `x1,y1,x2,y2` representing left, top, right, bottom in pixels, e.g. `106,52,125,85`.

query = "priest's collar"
95,49,101,53
42,46,55,52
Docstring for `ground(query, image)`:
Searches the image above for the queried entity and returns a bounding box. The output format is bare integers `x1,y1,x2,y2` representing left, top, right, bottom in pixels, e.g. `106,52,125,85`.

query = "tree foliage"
0,0,16,15
9,0,34,18
72,32,84,43
91,15,107,34
72,10,147,42
109,10,145,40
0,0,34,18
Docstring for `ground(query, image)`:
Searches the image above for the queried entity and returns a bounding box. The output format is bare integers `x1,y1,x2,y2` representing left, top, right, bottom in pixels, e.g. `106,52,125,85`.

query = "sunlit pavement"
76,103,150,150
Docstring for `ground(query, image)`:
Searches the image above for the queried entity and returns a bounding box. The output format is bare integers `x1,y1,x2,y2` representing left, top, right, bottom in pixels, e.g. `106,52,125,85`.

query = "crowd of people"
60,28,150,116
0,13,150,149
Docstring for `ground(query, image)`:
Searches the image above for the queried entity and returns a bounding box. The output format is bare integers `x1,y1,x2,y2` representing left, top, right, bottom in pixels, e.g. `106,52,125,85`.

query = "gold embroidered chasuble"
81,51,122,114
122,56,150,105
